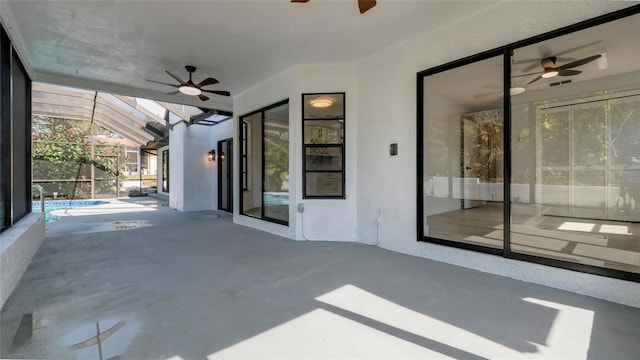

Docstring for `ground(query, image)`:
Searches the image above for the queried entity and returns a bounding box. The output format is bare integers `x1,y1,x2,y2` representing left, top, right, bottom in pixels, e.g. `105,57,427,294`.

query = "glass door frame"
239,99,290,226
218,138,233,213
416,5,640,282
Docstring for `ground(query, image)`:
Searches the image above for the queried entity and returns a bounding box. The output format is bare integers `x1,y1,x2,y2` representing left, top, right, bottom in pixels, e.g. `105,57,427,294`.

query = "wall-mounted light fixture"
208,149,216,161
310,97,333,108
220,151,226,161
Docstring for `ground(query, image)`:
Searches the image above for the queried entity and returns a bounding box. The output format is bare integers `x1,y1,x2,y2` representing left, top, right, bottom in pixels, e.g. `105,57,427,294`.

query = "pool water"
263,193,289,205
32,200,108,222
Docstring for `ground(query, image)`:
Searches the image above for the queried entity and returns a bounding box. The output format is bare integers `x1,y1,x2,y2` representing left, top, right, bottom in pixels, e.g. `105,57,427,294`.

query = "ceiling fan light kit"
179,85,202,96
509,87,526,96
146,65,230,102
541,69,559,79
517,54,602,85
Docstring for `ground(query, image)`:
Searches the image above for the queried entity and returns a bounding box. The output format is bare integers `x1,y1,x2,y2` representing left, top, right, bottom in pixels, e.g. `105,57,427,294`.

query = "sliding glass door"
240,100,289,226
423,55,504,251
419,9,640,280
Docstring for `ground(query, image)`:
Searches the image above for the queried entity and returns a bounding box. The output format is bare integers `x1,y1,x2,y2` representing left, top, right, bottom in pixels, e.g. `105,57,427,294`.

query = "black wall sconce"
208,149,216,161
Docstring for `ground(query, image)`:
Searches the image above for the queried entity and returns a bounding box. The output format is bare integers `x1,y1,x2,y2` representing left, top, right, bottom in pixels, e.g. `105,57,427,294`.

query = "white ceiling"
1,0,503,111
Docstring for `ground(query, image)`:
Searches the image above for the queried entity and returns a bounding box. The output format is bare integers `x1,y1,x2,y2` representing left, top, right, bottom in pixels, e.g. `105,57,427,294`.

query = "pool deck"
1,198,639,359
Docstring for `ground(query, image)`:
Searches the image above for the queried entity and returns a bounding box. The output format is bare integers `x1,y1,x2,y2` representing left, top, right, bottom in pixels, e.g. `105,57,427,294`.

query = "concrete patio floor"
1,198,639,359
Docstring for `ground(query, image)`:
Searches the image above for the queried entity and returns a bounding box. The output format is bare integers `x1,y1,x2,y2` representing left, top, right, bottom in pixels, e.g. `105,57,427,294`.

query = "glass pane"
305,146,342,171
240,112,262,218
304,120,343,144
303,93,344,119
306,172,343,197
510,13,640,274
263,102,289,223
423,55,504,249
220,141,229,210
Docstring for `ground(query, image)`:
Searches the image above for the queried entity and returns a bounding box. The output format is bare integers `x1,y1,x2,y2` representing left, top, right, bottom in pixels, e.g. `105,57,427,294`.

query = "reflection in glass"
306,172,343,197
263,103,289,224
240,112,262,219
305,147,343,171
304,120,343,144
303,93,346,199
423,55,504,249
510,13,640,274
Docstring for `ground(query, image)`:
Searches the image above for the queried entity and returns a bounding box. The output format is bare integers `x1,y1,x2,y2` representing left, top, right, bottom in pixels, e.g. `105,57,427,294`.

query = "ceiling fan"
146,65,230,102
514,54,602,85
292,0,377,14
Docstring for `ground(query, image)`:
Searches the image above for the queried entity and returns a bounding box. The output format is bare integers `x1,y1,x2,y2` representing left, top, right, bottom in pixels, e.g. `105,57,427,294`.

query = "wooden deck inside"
427,202,640,274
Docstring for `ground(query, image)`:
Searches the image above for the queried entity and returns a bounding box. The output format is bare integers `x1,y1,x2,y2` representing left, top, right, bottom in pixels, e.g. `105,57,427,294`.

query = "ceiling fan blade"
558,69,581,76
556,54,601,70
291,0,310,2
512,71,542,78
473,91,501,99
552,41,603,57
145,79,179,88
527,75,543,85
201,89,231,96
167,91,180,95
197,77,219,87
358,0,376,14
198,94,210,102
165,70,186,85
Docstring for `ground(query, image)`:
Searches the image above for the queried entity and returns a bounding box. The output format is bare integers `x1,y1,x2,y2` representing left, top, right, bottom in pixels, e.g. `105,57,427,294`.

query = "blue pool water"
32,200,108,222
264,193,289,205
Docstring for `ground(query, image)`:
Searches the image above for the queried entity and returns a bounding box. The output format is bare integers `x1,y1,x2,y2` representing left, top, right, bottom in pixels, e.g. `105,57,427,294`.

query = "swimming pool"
32,200,108,222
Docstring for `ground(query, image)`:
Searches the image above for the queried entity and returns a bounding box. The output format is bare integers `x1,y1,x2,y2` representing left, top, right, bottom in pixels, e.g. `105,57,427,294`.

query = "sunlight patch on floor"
558,222,595,232
207,308,447,359
208,285,596,359
522,297,593,358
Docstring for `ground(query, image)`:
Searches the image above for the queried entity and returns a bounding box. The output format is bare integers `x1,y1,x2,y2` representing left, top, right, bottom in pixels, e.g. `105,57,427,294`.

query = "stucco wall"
229,1,640,307
167,118,233,212
355,1,639,307
233,67,297,239
0,213,45,309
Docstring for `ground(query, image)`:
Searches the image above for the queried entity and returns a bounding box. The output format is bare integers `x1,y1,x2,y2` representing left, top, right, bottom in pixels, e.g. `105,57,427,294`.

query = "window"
161,149,169,193
418,7,640,281
302,93,345,198
242,120,249,190
1,25,32,233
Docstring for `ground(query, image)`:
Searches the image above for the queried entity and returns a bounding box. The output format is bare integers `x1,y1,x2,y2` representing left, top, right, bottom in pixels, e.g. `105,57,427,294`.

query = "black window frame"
241,120,248,191
302,92,346,199
416,4,640,283
1,24,32,234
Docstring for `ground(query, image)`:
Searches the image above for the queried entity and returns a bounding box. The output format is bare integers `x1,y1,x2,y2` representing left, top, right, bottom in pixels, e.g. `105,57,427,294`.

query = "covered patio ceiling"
32,82,232,148
0,1,503,109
